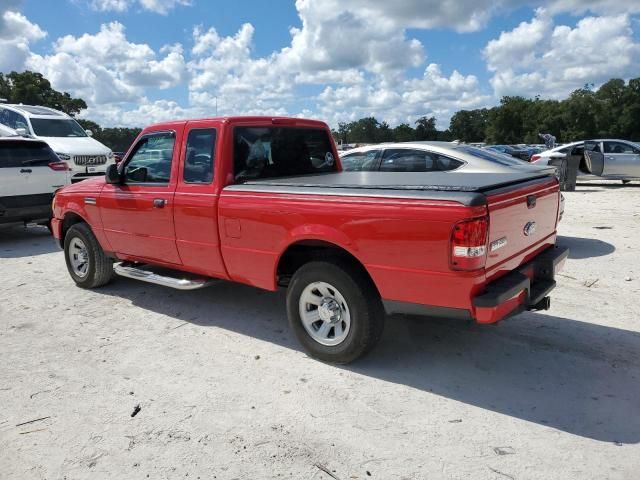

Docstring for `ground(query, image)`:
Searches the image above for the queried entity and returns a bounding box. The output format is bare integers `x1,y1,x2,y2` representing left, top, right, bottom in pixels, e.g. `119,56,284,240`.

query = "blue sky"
2,0,639,128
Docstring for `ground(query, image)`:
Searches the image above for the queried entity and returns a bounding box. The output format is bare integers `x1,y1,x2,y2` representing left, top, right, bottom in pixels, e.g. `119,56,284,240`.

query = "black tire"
286,260,385,364
64,223,114,289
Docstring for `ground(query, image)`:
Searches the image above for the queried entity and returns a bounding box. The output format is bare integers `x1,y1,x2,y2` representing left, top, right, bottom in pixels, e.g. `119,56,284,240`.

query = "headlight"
107,151,114,159
55,152,71,161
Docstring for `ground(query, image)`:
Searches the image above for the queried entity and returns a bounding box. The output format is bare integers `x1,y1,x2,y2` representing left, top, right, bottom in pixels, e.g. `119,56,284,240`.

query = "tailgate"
484,177,560,270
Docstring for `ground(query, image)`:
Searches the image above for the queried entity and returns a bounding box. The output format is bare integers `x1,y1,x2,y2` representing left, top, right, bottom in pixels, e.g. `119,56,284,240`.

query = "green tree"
378,121,394,142
414,116,438,140
560,88,599,141
0,71,87,115
449,109,488,142
76,119,102,136
485,96,533,144
95,128,142,152
392,123,416,142
349,117,381,143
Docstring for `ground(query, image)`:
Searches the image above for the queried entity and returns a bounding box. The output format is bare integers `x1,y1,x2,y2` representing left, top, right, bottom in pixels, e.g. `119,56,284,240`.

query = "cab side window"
184,128,216,184
124,131,175,184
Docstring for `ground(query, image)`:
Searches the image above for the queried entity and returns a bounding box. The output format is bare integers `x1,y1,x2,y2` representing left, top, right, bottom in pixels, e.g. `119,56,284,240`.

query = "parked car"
0,137,69,226
0,104,115,183
51,116,568,363
340,142,564,221
531,139,640,183
485,144,531,161
339,141,550,174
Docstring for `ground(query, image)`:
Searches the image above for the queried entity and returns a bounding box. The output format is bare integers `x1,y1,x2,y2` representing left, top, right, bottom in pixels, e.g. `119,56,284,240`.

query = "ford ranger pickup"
51,116,569,363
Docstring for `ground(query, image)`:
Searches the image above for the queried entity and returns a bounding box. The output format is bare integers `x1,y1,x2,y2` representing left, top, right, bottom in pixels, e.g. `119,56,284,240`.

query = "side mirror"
15,127,28,136
85,129,93,137
105,163,121,184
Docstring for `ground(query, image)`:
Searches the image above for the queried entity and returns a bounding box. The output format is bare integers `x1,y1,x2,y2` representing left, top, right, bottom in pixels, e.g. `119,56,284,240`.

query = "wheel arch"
61,211,89,245
275,239,379,296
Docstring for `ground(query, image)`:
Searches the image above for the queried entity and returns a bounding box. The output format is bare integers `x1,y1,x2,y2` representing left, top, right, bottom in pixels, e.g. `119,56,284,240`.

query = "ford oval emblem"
523,221,537,236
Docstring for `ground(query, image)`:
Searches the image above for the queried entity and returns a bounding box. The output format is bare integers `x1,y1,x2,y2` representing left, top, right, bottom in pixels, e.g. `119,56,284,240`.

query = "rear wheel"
286,260,384,364
64,223,114,289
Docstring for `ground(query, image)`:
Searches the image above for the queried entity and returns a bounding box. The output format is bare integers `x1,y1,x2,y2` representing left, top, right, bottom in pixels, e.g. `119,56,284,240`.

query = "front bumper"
472,245,570,324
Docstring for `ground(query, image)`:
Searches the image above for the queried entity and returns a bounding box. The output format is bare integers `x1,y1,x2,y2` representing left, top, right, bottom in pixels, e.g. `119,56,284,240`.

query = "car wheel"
286,260,384,364
64,223,114,289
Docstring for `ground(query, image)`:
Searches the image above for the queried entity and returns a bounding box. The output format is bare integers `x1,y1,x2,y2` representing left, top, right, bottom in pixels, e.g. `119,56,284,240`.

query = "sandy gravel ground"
1,181,639,480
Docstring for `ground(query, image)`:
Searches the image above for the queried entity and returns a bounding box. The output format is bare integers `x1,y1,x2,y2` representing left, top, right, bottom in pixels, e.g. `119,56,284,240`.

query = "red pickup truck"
52,116,568,363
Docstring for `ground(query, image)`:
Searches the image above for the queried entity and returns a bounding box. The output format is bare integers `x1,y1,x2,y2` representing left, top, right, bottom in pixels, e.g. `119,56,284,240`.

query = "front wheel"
286,260,384,364
64,223,114,289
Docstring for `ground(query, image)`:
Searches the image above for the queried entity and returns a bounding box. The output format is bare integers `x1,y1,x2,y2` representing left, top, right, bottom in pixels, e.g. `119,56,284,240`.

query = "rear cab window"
233,127,336,181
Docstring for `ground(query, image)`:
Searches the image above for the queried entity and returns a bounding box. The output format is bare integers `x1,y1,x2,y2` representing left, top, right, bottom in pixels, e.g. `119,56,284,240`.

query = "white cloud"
188,23,293,115
79,97,199,127
0,9,46,72
4,0,640,130
89,0,191,14
544,0,640,15
318,64,490,128
27,22,186,103
485,10,640,98
279,0,426,78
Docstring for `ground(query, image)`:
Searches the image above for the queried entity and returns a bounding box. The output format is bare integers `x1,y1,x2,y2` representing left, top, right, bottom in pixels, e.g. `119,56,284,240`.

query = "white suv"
0,137,68,226
0,104,115,182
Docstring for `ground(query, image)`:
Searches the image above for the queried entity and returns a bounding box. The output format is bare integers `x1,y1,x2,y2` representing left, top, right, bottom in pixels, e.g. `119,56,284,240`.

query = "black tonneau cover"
224,171,556,207
240,171,552,193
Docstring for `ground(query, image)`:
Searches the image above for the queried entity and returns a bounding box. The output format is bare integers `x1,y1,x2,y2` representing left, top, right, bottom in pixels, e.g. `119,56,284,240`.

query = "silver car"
339,141,552,175
531,139,640,183
340,141,565,220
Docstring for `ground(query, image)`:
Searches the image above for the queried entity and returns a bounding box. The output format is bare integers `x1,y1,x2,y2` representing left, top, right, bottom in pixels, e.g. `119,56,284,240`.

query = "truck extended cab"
51,116,568,363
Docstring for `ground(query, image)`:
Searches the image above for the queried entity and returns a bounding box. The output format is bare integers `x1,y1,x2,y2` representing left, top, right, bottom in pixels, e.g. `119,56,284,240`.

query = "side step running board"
114,263,214,290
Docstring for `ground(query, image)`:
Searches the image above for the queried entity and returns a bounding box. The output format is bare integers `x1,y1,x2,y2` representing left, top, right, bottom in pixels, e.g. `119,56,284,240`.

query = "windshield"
30,118,87,137
457,145,526,166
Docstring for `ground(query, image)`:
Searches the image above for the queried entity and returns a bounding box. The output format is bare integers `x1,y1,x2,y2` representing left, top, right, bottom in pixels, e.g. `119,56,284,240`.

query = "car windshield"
30,118,87,137
457,145,525,166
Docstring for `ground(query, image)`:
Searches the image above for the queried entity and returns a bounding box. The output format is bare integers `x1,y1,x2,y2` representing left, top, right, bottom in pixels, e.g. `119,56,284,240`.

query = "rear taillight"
48,161,69,171
450,217,489,271
530,154,540,163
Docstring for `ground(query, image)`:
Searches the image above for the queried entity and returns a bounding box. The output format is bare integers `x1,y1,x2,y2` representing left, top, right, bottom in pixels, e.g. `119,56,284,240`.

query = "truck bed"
227,170,556,206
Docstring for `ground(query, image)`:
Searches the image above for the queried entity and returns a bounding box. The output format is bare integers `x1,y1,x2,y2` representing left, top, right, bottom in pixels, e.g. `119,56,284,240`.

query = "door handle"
20,168,32,173
153,198,166,208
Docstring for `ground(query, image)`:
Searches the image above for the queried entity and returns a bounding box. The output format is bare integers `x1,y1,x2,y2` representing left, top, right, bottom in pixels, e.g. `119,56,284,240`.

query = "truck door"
100,130,181,264
602,140,640,178
173,122,229,278
583,140,604,177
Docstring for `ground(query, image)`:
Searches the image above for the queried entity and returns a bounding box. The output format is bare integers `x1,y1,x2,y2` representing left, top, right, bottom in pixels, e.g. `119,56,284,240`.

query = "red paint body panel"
52,116,564,325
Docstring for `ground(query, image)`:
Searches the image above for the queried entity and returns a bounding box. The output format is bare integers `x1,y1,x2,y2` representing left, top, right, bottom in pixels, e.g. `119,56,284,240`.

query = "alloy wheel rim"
68,237,89,278
299,281,351,346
